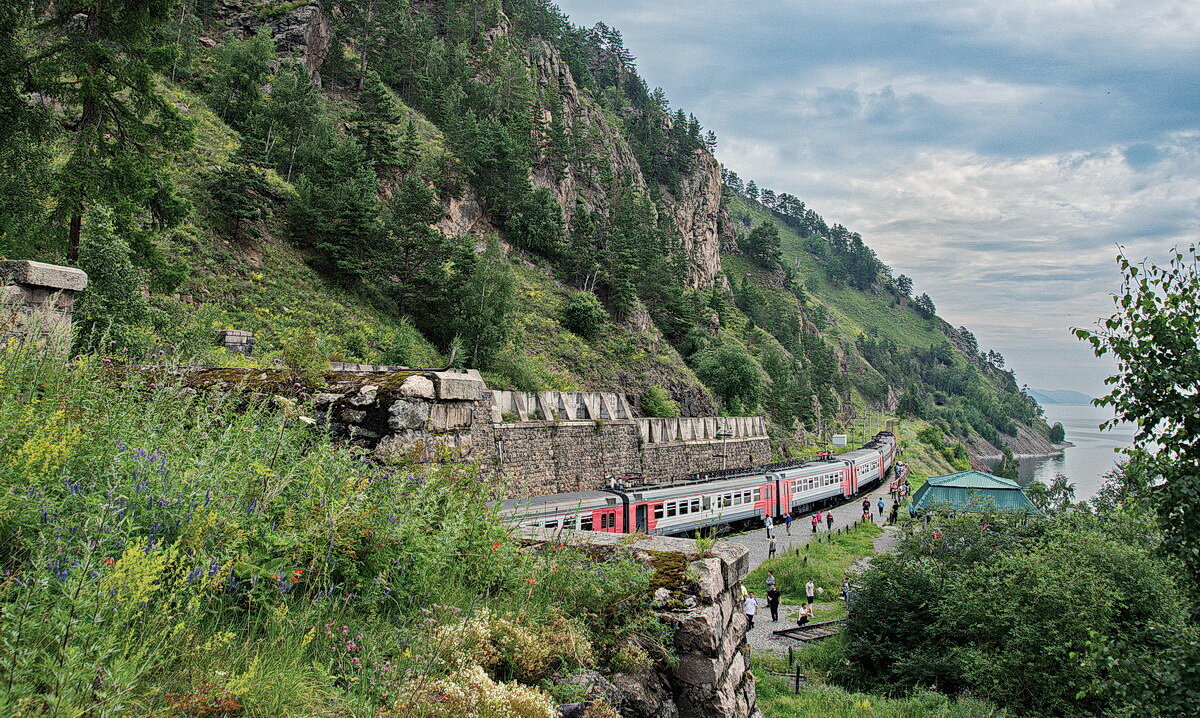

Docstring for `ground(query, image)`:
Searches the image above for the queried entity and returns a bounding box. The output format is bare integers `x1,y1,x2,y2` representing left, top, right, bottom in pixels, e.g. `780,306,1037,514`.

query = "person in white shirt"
805,579,816,605
743,591,760,630
796,603,813,626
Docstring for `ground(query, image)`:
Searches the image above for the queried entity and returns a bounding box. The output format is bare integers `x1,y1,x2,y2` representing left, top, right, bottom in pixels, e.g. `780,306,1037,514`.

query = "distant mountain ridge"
1029,389,1094,405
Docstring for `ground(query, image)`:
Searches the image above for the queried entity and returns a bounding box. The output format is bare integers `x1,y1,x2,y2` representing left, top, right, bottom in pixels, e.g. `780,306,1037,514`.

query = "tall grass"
0,329,654,716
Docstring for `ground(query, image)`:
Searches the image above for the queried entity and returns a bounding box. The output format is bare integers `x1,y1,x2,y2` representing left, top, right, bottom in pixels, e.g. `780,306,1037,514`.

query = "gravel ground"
743,601,843,650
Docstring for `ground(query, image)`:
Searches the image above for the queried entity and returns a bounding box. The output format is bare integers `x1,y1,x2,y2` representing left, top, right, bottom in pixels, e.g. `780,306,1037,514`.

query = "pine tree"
22,0,193,261
289,136,381,281
206,28,274,129
350,71,404,172
374,174,467,321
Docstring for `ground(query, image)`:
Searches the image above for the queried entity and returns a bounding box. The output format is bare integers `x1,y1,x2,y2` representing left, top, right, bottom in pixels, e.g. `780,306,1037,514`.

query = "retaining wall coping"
0,260,89,292
517,528,750,584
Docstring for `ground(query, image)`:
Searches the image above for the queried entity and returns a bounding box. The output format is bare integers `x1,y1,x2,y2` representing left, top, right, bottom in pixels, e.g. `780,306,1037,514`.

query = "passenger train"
498,432,899,536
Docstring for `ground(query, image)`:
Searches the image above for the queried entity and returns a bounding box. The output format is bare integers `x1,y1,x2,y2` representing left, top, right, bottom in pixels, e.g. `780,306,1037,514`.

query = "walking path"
725,479,906,651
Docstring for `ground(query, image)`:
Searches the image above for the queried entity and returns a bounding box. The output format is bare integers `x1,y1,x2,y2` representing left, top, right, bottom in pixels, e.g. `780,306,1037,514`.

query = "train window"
581,516,593,531
654,504,664,520
691,499,701,512
564,517,576,529
667,503,677,518
753,489,761,501
543,520,558,528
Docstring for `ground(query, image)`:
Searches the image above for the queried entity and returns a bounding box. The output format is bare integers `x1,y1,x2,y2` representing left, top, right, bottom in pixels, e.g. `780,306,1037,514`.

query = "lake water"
1010,403,1135,501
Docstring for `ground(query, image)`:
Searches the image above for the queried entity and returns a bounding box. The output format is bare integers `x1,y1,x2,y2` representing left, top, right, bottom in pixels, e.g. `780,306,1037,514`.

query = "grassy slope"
151,84,443,366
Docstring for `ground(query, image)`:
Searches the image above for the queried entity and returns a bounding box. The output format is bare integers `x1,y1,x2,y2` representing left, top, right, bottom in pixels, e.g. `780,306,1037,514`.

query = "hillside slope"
0,0,1050,457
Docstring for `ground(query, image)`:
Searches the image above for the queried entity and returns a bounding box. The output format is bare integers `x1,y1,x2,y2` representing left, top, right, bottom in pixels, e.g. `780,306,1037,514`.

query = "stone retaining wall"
521,529,762,718
177,367,770,498
0,260,88,350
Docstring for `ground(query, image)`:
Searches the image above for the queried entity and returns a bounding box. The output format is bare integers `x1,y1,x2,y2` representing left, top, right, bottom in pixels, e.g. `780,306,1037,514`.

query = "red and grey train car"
498,432,899,537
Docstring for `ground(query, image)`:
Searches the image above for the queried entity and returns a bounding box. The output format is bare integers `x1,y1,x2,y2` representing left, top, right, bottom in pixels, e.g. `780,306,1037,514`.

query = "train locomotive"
497,432,899,536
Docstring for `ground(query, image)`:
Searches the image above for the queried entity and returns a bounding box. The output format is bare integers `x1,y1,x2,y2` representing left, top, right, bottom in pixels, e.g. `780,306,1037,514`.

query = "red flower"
555,543,565,550
524,579,537,584
290,576,299,582
492,541,502,551
293,569,303,576
103,557,115,565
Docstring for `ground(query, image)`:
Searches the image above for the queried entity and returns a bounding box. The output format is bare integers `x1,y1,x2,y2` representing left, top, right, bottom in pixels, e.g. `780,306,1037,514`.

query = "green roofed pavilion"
910,470,1040,514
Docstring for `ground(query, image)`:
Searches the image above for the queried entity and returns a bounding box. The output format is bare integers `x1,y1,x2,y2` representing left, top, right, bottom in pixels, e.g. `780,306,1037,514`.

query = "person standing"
861,498,870,514
841,577,852,601
784,514,793,536
877,497,885,517
765,571,777,592
805,579,816,605
810,512,820,534
764,514,774,538
767,536,777,559
888,501,899,524
826,511,834,531
766,586,782,622
743,591,759,630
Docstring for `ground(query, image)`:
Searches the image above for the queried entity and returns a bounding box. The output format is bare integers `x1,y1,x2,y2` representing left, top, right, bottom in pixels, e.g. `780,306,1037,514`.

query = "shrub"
74,205,146,353
692,345,763,411
561,291,608,339
280,329,330,385
640,386,679,418
836,514,1186,716
389,666,555,717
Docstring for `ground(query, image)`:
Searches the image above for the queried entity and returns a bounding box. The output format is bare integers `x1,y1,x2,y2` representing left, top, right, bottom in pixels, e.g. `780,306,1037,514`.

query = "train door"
636,505,648,533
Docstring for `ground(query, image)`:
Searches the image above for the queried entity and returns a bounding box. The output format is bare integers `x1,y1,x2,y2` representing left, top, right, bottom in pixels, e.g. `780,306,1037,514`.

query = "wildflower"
298,416,317,427
104,557,116,565
492,541,502,551
293,569,303,577
524,579,537,585
290,576,299,582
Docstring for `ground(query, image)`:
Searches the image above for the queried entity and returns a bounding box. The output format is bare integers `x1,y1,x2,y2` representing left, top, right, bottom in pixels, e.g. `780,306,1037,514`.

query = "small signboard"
832,434,848,447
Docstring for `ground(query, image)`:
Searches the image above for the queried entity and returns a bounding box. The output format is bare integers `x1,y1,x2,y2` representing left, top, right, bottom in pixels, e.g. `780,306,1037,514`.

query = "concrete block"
430,370,485,400
430,403,473,430
0,260,88,292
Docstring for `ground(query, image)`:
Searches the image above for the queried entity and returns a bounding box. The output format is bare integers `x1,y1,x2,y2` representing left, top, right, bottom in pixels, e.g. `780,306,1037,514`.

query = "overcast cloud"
555,0,1200,396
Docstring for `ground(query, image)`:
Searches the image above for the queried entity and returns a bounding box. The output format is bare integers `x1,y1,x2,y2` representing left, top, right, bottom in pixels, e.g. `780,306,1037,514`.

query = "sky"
554,0,1200,397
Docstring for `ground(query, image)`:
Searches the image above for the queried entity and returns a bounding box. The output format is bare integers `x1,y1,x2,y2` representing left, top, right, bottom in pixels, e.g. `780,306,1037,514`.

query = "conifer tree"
351,71,404,172
21,0,193,261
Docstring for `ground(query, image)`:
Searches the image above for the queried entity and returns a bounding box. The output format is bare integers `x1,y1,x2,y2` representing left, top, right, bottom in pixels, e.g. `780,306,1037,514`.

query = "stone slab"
0,261,88,292
429,370,485,400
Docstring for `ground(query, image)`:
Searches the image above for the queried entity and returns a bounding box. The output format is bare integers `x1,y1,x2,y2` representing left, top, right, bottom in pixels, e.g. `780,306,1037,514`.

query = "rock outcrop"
215,0,332,79
527,41,724,291
524,529,763,718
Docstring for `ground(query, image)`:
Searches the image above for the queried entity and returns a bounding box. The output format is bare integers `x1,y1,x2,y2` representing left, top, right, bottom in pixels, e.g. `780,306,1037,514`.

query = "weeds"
0,335,655,715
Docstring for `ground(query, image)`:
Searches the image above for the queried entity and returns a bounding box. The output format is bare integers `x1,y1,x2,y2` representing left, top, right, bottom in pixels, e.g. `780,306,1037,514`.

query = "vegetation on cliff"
0,0,1045,455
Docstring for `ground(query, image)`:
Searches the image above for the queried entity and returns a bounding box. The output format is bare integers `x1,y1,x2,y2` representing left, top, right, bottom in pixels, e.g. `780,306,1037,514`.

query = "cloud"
553,0,1200,395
